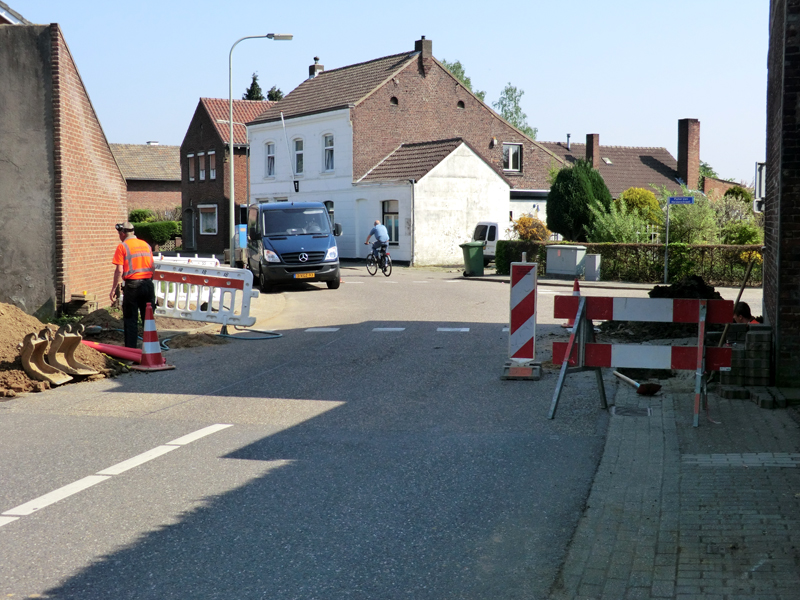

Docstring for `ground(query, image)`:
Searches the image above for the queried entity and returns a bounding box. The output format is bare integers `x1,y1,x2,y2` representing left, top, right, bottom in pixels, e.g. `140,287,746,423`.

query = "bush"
129,209,157,223
546,159,612,241
510,214,551,241
587,200,658,243
723,185,754,203
495,240,548,275
618,187,662,224
133,221,180,246
720,220,762,245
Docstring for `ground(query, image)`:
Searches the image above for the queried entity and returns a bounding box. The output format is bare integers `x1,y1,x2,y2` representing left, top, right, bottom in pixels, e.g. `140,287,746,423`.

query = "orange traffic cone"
130,303,175,372
562,278,581,329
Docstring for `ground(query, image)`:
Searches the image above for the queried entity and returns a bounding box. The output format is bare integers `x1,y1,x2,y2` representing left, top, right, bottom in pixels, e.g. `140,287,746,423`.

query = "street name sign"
669,196,694,205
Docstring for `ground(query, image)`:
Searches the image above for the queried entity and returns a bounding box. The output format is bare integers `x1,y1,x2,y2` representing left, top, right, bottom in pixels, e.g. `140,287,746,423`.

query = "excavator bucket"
20,332,73,386
47,324,97,376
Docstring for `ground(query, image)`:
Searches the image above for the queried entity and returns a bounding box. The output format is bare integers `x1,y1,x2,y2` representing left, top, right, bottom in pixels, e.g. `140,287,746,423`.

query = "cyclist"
364,219,389,263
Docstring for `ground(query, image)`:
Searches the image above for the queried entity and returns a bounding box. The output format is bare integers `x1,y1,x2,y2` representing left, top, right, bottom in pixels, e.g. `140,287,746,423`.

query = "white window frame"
208,150,216,180
198,152,206,181
187,153,195,182
265,142,275,178
323,134,334,172
503,143,522,171
293,138,304,175
198,204,218,235
382,200,399,245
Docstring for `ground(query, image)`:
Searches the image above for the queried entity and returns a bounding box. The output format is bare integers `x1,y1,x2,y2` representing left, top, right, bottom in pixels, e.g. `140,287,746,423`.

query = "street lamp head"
267,33,293,41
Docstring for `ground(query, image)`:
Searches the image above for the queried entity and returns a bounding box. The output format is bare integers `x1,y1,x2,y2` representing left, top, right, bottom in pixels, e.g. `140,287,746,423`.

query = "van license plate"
294,273,315,279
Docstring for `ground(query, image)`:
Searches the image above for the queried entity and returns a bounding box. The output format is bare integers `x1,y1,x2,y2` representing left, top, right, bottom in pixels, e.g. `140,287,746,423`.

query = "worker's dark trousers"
122,279,155,348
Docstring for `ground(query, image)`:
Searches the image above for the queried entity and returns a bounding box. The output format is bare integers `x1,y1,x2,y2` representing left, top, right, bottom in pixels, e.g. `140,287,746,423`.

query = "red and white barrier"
562,278,580,328
153,261,259,328
553,296,733,324
552,343,731,372
509,262,537,362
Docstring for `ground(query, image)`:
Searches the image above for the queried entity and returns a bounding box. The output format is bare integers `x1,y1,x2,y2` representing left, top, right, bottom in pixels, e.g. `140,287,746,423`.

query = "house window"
198,204,218,235
265,142,275,177
209,151,216,180
323,135,334,171
198,152,206,181
383,200,399,244
294,139,304,174
187,153,195,182
503,144,522,171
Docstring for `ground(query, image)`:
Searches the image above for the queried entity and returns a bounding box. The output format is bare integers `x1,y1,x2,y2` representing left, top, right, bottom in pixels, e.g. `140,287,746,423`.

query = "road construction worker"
733,301,760,325
109,222,155,348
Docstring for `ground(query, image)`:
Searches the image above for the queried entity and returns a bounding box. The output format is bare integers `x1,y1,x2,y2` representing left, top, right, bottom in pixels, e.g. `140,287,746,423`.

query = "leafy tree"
653,185,718,244
267,85,284,101
510,214,551,241
242,73,264,100
587,199,656,243
723,185,754,203
720,220,762,245
129,209,157,223
546,159,612,241
698,160,718,189
618,187,662,225
440,58,486,101
492,83,537,140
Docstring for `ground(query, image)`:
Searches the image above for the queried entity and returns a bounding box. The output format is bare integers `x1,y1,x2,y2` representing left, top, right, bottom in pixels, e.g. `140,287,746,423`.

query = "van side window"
488,225,497,242
474,225,488,241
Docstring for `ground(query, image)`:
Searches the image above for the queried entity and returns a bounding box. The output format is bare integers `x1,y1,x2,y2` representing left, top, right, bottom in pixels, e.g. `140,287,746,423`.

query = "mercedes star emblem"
299,253,309,262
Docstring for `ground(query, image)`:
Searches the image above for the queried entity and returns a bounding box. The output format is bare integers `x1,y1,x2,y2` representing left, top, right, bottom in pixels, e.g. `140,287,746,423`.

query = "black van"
246,202,343,292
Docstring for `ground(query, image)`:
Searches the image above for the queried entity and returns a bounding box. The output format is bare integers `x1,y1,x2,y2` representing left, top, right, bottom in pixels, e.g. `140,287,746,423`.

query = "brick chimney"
586,134,600,168
308,56,324,79
677,118,700,188
414,36,432,58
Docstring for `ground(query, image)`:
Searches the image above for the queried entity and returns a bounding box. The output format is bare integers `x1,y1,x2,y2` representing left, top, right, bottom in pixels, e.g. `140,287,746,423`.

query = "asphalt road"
1,265,757,599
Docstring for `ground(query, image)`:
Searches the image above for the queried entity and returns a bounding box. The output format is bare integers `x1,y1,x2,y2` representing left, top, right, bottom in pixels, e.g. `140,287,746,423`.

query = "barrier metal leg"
693,300,708,428
549,298,586,420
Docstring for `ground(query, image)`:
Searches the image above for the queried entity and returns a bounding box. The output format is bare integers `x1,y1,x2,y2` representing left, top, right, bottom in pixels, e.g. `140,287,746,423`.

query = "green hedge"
133,221,181,247
495,241,762,286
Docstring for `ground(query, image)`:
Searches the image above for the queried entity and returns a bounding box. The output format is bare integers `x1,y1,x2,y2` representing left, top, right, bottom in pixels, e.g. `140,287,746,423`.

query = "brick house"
110,143,181,217
0,21,127,318
765,0,800,386
248,38,733,264
180,98,273,255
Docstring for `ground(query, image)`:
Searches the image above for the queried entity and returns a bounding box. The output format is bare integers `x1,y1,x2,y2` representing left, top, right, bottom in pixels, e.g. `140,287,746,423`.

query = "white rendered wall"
413,145,510,266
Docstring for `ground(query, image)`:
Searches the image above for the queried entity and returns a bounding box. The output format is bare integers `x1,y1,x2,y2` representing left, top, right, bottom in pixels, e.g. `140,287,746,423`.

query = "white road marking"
305,327,340,332
0,424,233,527
96,445,179,476
168,423,233,445
437,327,470,332
3,475,111,517
445,280,463,283
373,327,406,332
502,327,510,332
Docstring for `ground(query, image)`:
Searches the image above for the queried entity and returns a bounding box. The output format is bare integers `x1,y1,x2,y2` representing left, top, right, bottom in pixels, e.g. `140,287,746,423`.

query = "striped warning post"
509,262,537,362
130,303,175,372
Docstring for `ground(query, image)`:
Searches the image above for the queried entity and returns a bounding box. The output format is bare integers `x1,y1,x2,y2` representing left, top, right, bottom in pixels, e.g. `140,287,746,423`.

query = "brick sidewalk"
550,376,800,599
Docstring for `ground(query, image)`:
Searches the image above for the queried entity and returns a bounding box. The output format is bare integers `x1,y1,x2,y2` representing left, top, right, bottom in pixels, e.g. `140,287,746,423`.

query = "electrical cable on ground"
217,324,282,340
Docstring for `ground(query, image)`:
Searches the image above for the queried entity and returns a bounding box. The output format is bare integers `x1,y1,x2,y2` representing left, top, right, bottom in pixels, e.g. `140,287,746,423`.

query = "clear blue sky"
18,0,768,184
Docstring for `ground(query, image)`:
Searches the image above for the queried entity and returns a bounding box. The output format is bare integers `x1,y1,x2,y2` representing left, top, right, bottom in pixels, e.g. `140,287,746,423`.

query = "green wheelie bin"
459,241,485,277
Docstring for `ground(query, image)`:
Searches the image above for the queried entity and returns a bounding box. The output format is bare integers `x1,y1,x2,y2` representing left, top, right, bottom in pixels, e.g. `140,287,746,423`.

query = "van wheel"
326,279,340,290
259,268,272,293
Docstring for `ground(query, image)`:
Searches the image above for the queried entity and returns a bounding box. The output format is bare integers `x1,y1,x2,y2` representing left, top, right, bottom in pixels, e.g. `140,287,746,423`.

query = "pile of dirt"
0,303,229,399
0,303,123,399
598,276,725,342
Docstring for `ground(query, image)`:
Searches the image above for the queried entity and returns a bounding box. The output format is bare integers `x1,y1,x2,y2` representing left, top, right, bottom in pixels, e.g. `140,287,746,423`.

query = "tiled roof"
250,52,417,124
201,98,274,146
358,139,466,183
110,143,180,181
538,141,684,197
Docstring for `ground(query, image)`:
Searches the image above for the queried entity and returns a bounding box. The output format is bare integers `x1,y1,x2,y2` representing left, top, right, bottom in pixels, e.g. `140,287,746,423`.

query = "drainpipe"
409,179,416,266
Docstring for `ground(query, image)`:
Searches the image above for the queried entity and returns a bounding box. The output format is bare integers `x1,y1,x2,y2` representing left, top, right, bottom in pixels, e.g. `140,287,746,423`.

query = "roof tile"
110,143,180,181
202,98,274,146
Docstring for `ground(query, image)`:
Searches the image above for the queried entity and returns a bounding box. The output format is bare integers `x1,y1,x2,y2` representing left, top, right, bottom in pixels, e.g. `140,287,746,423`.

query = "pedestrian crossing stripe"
304,328,340,332
373,328,406,332
437,327,470,332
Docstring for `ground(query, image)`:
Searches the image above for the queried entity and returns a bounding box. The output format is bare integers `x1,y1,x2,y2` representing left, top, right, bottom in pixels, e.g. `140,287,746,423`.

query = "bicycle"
365,244,392,277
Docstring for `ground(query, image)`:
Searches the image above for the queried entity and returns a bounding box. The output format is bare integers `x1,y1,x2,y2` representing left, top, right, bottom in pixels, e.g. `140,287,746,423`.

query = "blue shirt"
370,224,389,242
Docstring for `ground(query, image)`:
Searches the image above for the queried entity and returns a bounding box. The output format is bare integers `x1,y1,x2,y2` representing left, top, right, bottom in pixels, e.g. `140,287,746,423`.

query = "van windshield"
262,208,331,237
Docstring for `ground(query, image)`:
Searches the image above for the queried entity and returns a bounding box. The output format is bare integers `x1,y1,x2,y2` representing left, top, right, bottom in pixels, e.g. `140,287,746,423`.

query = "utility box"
585,254,601,281
546,245,587,278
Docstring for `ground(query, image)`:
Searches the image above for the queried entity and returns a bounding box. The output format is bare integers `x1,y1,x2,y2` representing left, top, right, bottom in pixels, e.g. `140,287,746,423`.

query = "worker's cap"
115,222,135,232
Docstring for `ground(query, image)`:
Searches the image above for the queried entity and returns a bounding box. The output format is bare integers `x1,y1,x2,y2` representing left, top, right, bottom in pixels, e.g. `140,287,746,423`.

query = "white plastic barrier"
154,255,222,307
152,260,259,328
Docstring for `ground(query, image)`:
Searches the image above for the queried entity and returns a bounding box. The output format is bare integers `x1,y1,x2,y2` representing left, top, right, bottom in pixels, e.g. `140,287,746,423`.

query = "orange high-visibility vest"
120,238,154,280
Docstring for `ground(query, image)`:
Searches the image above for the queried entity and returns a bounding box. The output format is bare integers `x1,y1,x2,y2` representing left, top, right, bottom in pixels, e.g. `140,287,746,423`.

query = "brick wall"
702,177,742,199
126,180,181,215
765,0,800,386
352,57,550,189
51,24,127,310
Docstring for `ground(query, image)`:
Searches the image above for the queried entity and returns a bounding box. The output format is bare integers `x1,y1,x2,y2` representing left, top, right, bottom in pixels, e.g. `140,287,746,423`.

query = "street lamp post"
228,33,292,267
